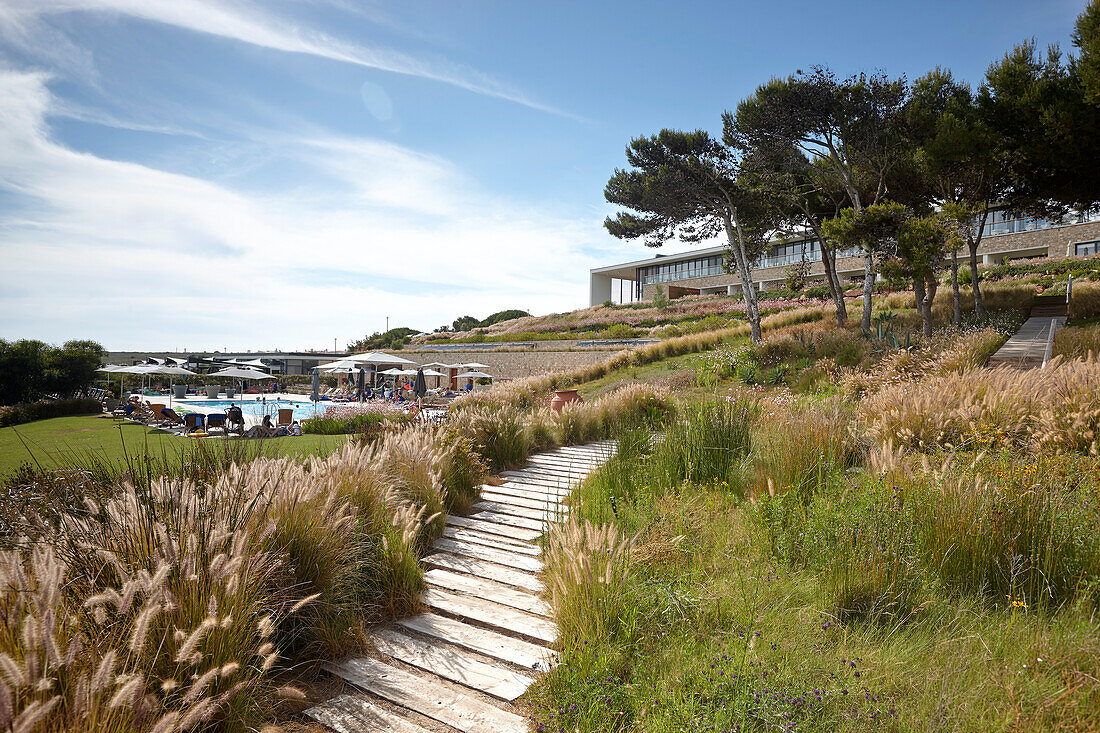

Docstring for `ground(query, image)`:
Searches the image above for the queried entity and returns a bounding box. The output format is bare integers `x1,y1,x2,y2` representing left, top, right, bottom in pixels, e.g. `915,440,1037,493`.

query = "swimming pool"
180,399,323,422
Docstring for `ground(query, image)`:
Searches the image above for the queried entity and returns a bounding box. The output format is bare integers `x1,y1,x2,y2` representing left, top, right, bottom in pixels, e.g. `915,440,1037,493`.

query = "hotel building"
589,208,1100,306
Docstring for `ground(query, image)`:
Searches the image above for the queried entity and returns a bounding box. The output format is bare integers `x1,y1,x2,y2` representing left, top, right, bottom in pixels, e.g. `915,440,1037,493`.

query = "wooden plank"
472,500,567,523
425,568,551,617
442,526,541,556
495,480,570,496
431,537,544,572
471,510,547,532
421,588,558,643
528,455,599,467
305,694,431,733
445,515,542,542
328,657,527,733
488,483,570,502
398,613,556,672
508,466,586,478
424,553,544,592
372,628,536,701
481,490,567,513
526,461,593,473
496,474,574,490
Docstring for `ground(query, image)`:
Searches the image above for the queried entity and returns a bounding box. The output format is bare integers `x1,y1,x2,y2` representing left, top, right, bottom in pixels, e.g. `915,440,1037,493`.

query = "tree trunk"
723,215,762,342
913,277,932,337
950,245,961,326
969,208,988,320
925,274,938,337
968,238,985,319
861,251,876,331
820,242,848,326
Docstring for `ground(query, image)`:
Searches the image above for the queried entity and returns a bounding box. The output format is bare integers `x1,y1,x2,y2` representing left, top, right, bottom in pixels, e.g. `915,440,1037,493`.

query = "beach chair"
276,408,293,427
205,413,227,433
184,413,205,431
158,408,185,428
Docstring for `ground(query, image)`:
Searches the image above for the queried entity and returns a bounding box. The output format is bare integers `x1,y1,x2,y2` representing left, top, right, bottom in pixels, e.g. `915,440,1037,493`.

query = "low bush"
302,402,405,435
0,397,103,427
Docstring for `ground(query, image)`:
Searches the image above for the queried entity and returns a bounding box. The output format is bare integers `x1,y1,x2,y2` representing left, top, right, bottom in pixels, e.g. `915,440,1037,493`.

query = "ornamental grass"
859,356,1100,455
0,417,494,732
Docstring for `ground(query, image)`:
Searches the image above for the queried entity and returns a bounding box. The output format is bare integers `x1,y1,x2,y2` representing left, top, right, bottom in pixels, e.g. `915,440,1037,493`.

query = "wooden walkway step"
326,657,528,733
306,440,617,732
371,628,536,701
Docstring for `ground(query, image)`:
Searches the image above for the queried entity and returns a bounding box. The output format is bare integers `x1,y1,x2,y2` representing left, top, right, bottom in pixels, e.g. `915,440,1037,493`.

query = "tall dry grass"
1069,282,1100,320
545,518,636,641
0,418,491,732
751,400,857,505
859,356,1100,454
1053,322,1100,360
452,306,828,416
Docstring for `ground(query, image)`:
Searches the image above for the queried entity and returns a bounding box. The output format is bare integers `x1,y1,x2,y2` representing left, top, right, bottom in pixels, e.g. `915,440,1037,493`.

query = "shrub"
302,402,404,435
0,397,103,427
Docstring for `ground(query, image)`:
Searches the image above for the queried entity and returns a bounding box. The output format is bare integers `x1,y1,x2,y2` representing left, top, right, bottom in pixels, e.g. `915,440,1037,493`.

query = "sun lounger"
277,408,293,427
205,413,227,433
184,413,205,431
159,408,185,427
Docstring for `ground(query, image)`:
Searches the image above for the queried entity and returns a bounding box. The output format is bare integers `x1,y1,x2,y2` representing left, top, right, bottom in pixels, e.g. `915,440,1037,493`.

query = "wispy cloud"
0,70,603,350
0,0,565,114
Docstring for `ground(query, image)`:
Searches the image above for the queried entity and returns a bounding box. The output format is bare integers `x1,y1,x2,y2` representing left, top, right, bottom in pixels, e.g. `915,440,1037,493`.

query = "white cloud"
0,70,606,350
0,0,563,114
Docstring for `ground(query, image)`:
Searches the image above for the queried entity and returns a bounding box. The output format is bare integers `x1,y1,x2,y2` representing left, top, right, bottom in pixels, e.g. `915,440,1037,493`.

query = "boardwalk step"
470,510,547,532
441,526,541,556
471,500,565,523
421,588,558,643
445,515,542,542
481,490,567,512
305,694,431,733
398,613,556,672
372,628,536,701
425,568,551,617
431,538,544,572
424,553,544,592
328,657,527,733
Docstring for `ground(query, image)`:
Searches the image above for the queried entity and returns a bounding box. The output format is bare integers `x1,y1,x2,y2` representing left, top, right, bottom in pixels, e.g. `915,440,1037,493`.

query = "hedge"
0,398,103,428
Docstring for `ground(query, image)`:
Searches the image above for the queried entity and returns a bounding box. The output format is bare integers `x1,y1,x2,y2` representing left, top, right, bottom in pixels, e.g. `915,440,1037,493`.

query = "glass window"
1076,241,1099,257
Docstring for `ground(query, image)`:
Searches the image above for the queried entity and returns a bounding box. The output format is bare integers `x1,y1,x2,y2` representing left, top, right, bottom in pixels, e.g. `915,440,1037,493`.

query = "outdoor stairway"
986,294,1067,369
305,440,618,733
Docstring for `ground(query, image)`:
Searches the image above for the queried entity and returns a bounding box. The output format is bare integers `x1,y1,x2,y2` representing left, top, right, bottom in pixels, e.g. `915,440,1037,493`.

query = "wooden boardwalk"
987,295,1067,369
305,440,617,732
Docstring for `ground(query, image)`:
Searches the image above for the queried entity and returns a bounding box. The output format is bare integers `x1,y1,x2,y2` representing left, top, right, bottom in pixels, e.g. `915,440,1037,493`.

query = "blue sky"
0,0,1086,351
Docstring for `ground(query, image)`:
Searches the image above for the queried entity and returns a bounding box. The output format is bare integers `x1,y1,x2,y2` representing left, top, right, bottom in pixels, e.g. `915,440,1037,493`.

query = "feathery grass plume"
860,356,1100,455
546,517,636,641
1069,281,1100,320
1053,322,1100,360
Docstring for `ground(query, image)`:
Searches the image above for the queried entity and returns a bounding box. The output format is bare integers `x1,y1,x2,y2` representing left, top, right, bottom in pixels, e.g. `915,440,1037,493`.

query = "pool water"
181,399,322,422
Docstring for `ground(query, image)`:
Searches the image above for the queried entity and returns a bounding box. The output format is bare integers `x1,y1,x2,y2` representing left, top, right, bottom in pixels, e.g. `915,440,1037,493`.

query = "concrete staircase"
304,441,618,733
986,295,1067,369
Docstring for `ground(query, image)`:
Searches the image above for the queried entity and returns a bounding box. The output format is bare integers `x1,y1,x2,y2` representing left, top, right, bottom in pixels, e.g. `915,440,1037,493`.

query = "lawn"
0,414,347,478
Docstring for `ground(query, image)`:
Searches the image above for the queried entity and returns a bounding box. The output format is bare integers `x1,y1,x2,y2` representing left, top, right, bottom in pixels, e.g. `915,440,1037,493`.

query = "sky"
0,0,1087,351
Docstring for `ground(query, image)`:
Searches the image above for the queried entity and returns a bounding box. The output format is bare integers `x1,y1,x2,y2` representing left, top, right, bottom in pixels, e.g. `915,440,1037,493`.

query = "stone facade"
638,221,1100,301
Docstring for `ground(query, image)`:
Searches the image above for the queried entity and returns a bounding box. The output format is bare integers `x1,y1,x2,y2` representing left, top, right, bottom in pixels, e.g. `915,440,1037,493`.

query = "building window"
1075,241,1100,257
